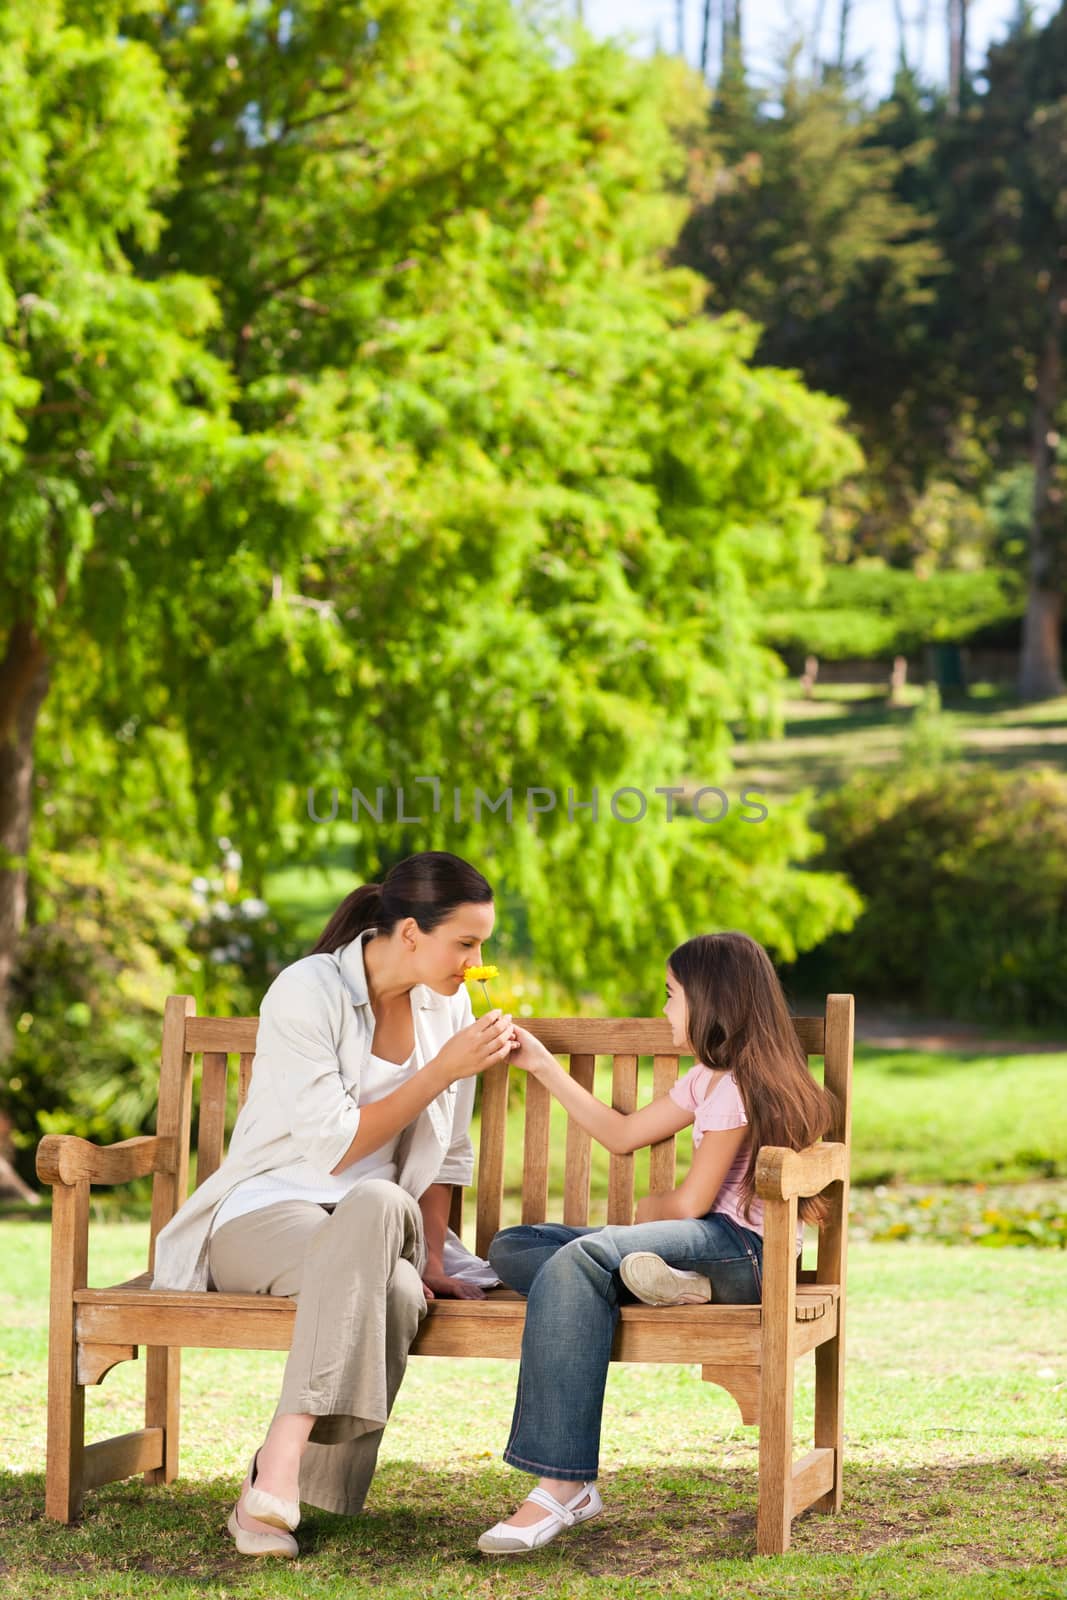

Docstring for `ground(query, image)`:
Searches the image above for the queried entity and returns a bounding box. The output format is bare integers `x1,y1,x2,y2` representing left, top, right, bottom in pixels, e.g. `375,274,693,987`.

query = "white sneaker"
619,1251,713,1306
478,1482,603,1554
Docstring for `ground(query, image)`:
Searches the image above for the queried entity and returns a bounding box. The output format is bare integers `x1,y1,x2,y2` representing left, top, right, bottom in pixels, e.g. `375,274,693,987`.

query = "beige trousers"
207,1177,429,1515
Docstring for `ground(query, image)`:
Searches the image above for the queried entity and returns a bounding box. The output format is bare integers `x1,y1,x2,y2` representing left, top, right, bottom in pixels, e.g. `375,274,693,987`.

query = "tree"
0,1,245,1036
930,6,1067,697
1,0,867,1070
760,565,1024,662
676,69,943,472
947,0,971,114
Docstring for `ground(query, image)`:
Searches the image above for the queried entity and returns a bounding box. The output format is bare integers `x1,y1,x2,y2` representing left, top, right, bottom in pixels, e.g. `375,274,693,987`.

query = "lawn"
1,1218,1064,1598
4,1039,1065,1594
733,682,1067,799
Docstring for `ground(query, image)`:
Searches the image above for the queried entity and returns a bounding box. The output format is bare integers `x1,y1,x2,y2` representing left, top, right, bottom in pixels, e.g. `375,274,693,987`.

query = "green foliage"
1,845,296,1182
1,0,866,1044
675,12,1067,625
760,563,1024,661
898,684,963,768
801,766,1067,1024
676,67,948,513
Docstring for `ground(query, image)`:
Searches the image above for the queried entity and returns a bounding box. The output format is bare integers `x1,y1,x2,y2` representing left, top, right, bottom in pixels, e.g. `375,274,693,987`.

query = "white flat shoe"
619,1251,713,1306
227,1504,299,1558
243,1447,301,1532
478,1481,603,1554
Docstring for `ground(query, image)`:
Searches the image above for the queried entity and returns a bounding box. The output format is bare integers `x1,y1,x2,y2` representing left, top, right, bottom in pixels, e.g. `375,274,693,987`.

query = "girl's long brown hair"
668,931,837,1226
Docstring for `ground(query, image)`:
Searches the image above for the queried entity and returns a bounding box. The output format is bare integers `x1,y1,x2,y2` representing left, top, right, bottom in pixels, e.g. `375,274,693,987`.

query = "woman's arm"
331,1010,515,1174
509,1025,692,1156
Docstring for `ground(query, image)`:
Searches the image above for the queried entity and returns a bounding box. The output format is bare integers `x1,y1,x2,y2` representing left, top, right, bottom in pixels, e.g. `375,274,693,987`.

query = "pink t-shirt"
668,1064,804,1255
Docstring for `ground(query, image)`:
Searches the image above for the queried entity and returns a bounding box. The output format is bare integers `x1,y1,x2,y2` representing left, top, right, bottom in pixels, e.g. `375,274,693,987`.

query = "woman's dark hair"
308,851,493,956
668,931,837,1226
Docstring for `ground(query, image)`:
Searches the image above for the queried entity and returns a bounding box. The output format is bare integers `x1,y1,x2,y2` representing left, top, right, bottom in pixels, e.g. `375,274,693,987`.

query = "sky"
582,0,1061,99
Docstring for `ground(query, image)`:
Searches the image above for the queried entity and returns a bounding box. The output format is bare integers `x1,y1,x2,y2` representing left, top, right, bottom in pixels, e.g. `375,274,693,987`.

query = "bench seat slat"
74,1286,838,1364
74,1277,838,1314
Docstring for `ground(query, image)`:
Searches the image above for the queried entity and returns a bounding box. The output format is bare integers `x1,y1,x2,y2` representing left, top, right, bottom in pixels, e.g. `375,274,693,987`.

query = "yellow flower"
463,965,499,983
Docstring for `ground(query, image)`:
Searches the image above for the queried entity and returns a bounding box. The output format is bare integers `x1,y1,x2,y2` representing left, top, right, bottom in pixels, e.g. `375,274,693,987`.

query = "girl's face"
409,901,496,995
663,965,691,1051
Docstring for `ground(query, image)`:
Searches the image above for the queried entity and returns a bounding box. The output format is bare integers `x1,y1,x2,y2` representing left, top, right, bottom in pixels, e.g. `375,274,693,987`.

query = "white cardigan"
151,928,496,1291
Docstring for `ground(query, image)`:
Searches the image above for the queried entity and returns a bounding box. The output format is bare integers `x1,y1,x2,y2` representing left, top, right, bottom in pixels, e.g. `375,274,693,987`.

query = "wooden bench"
36,991,853,1555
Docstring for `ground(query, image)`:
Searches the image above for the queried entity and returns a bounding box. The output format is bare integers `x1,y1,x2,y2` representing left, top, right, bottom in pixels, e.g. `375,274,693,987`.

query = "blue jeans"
487,1213,764,1482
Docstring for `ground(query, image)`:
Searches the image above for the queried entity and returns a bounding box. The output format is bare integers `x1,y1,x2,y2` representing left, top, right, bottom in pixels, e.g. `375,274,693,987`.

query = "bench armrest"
754,1141,847,1202
36,1134,176,1189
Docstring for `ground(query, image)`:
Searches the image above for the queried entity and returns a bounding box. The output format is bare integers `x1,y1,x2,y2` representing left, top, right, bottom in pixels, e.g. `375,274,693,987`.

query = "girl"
151,850,516,1558
478,930,835,1556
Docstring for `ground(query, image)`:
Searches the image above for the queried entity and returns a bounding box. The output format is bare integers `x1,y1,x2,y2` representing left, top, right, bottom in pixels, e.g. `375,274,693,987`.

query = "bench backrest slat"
474,1062,509,1260
561,1054,596,1230
521,1075,552,1225
649,1053,679,1194
149,995,196,1271
607,1053,639,1224
817,994,854,1289
238,1052,254,1112
195,1053,229,1187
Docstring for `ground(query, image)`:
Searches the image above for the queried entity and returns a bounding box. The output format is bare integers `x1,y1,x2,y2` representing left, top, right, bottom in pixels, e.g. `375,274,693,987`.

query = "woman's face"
414,901,496,995
663,965,691,1051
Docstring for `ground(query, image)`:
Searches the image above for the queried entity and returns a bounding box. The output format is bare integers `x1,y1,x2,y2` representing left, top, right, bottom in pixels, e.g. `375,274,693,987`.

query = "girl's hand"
422,1271,487,1300
507,1024,556,1079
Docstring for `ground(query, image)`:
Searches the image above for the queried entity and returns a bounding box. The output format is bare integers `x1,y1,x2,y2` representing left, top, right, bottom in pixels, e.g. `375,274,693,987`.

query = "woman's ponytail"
307,884,384,955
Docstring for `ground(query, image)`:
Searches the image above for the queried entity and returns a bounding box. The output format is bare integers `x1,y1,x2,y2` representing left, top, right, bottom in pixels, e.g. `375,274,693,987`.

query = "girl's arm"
510,1025,692,1156
634,1124,748,1222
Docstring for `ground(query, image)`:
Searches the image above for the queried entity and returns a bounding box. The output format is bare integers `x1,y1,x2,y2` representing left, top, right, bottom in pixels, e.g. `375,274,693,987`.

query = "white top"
150,929,501,1292
211,1046,420,1232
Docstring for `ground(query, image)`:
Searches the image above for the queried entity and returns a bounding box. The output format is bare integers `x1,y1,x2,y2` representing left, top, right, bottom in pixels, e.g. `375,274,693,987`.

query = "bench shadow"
1,1455,1062,1583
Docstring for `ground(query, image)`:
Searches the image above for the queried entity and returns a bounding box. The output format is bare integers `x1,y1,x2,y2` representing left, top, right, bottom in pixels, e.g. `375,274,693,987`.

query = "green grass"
733,683,1067,799
2,1220,1065,1597
847,1044,1067,1185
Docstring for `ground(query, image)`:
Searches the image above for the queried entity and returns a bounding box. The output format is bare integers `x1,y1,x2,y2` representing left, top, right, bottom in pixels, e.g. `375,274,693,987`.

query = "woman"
477,931,835,1555
151,850,516,1558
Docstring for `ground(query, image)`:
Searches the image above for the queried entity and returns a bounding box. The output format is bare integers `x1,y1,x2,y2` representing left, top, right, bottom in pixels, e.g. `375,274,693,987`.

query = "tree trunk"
701,0,715,78
916,0,933,77
887,654,909,706
836,0,852,71
891,0,910,73
1018,280,1065,702
948,0,969,114
0,622,50,1053
721,0,743,78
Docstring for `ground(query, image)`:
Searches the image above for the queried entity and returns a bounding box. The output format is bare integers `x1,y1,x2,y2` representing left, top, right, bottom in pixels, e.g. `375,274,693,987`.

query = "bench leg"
755,1350,794,1555
144,1347,181,1484
811,1318,845,1513
756,1195,798,1555
44,1182,88,1522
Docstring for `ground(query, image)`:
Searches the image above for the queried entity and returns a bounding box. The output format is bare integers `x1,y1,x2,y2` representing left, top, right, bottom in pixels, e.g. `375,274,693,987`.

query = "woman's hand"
506,1023,557,1080
432,1009,517,1084
421,1271,487,1301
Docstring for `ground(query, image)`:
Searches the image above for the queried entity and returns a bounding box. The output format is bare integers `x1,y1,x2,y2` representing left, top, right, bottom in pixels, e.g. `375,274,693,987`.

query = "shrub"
791,765,1067,1024
3,847,300,1189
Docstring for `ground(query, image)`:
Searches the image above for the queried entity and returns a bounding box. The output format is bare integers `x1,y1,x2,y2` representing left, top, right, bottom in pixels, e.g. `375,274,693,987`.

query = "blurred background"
1,0,1064,1248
